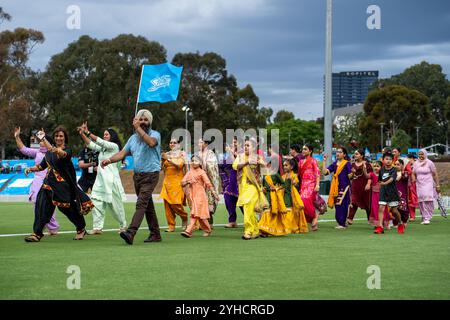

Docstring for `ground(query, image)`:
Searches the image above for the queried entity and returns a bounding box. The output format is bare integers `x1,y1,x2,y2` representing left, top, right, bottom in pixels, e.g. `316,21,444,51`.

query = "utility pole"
379,123,385,152
288,131,291,151
182,106,190,152
324,0,333,169
415,127,420,150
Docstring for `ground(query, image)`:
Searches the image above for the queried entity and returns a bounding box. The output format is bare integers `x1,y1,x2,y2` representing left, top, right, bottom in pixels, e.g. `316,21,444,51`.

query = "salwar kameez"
413,154,437,223
219,159,241,223
198,149,220,224
298,157,320,223
395,171,410,224
32,147,93,238
258,174,290,236
283,172,308,234
160,151,188,231
405,162,419,220
348,162,372,221
182,167,213,235
19,146,59,232
233,154,262,238
87,138,127,231
327,161,352,227
368,172,380,226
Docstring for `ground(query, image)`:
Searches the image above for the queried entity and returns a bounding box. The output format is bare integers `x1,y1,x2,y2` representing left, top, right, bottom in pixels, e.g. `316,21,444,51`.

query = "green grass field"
0,202,449,300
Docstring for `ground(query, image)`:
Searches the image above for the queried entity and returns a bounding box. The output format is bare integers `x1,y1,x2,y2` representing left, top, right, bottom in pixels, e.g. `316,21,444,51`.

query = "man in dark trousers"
101,109,162,245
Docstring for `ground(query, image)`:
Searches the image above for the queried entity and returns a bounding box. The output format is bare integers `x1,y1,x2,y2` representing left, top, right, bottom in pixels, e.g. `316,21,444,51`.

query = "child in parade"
181,155,220,238
364,161,382,227
282,159,309,234
394,159,410,227
374,152,405,234
258,157,290,236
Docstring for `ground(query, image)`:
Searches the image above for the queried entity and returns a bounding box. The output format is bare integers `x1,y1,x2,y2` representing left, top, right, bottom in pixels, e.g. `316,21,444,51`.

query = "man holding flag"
101,109,162,244
100,62,182,244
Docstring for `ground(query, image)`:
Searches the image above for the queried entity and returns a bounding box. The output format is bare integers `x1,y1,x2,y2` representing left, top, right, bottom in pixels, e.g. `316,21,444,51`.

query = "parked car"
427,152,439,159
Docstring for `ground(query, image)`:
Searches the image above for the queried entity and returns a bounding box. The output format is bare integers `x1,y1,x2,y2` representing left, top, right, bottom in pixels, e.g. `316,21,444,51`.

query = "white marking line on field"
0,214,446,238
0,218,380,238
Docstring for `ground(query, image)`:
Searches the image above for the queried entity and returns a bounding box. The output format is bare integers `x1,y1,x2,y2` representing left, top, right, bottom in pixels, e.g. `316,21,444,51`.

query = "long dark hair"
304,143,314,153
284,158,298,174
106,128,122,150
337,146,350,160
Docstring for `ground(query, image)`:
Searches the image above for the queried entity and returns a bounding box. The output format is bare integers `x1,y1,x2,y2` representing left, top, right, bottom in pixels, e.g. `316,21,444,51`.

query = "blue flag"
137,63,183,103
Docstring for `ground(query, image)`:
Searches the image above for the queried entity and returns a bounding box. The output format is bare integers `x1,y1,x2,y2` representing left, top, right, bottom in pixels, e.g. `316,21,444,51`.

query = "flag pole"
135,65,144,116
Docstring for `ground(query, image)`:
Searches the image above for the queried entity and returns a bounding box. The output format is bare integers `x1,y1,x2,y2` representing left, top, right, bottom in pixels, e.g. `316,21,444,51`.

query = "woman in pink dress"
364,160,382,227
412,149,441,225
298,143,320,231
180,155,220,238
14,127,59,235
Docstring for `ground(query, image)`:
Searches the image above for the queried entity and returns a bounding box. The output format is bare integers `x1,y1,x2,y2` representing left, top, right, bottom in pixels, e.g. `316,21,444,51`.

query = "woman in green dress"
78,122,127,234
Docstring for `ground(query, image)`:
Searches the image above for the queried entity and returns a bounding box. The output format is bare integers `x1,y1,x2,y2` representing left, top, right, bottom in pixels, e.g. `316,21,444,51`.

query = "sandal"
73,229,87,240
87,229,103,235
24,233,42,242
241,234,252,240
180,231,192,238
311,223,318,231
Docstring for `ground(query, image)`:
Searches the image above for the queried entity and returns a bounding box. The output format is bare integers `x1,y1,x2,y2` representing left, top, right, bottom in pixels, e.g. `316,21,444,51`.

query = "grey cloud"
1,0,449,120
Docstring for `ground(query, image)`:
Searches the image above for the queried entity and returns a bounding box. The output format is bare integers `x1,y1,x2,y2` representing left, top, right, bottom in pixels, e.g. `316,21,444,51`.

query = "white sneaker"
335,225,347,230
421,220,430,225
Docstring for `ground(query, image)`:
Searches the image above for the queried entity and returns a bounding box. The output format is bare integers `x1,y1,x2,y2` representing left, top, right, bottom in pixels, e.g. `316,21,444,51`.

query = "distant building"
332,103,364,121
326,71,379,110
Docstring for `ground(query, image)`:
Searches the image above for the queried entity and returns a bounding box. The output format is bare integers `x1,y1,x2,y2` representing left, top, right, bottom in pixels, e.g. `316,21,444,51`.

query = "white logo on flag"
148,75,171,92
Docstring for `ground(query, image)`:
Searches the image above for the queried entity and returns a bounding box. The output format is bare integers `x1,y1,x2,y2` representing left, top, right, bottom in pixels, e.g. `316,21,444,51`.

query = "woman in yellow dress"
232,138,266,240
160,138,188,232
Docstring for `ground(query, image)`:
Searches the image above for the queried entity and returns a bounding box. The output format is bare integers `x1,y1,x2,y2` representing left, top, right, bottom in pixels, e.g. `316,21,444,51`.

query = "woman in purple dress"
322,147,352,229
14,127,59,235
219,141,242,228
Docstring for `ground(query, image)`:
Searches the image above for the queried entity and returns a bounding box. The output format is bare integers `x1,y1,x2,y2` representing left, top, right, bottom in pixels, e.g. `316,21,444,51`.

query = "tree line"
1,7,449,158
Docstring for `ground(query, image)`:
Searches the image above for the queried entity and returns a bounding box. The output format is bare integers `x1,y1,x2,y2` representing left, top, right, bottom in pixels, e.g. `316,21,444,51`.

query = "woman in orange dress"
180,155,220,238
161,139,188,232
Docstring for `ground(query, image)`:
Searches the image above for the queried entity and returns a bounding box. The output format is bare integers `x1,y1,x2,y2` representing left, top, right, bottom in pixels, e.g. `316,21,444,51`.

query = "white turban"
136,109,153,125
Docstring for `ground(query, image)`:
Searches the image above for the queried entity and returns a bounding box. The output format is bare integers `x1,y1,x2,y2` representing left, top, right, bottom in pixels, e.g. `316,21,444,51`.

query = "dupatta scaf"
285,172,309,233
328,160,348,208
243,162,269,213
265,175,287,214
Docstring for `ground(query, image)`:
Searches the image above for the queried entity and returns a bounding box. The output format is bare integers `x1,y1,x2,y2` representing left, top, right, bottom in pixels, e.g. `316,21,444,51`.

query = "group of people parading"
16,109,443,243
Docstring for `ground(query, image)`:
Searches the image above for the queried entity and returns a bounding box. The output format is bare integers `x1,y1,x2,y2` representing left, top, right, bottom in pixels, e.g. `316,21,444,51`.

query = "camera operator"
78,146,99,193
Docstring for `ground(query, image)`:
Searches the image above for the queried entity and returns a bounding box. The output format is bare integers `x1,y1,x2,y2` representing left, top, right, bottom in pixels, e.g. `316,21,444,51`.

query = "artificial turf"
0,202,449,300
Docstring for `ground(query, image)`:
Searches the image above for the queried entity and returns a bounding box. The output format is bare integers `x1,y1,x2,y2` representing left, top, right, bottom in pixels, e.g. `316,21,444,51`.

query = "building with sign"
327,71,379,109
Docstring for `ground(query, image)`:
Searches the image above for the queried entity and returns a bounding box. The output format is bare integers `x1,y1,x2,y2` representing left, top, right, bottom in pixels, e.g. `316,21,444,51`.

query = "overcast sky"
2,0,450,120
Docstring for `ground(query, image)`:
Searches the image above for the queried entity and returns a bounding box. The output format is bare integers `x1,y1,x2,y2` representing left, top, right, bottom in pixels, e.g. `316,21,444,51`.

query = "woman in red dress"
347,149,372,225
405,153,419,221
